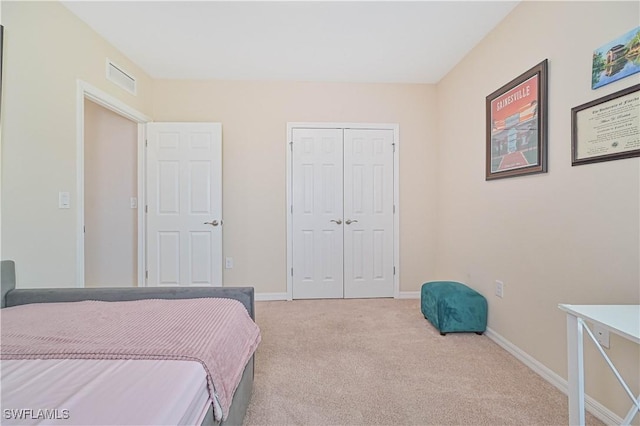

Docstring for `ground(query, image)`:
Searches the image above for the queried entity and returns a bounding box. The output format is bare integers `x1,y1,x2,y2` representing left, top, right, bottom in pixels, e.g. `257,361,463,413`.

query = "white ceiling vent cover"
106,59,137,95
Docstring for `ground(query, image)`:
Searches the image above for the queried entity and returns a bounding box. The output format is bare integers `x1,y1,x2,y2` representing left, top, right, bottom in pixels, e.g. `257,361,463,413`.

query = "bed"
0,260,259,426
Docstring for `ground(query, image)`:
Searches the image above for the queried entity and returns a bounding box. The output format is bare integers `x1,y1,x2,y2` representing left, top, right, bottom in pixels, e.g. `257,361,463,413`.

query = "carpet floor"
243,298,603,425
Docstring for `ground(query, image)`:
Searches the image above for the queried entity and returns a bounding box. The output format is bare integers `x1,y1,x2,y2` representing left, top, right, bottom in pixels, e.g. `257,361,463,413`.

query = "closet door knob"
345,219,358,225
204,220,219,227
330,219,343,225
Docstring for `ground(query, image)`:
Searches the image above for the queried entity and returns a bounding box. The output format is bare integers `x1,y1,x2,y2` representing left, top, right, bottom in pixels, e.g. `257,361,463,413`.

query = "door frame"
286,122,400,300
75,80,151,287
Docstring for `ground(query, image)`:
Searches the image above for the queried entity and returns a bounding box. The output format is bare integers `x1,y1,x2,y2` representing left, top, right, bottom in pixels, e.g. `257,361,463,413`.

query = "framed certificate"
572,84,640,166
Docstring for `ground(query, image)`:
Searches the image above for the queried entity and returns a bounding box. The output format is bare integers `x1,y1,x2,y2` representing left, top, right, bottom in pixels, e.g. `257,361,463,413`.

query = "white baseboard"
257,292,421,301
485,327,623,426
255,292,288,301
396,291,420,299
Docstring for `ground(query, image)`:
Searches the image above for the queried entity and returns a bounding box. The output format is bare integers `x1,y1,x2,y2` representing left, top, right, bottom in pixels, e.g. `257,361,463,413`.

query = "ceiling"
62,1,519,84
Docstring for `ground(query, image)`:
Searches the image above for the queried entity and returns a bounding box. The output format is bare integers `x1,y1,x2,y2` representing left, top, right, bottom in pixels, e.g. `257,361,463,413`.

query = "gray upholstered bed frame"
0,260,255,426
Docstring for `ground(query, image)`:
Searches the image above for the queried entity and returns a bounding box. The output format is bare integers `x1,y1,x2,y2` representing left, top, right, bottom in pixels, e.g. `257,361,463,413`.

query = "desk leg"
622,395,640,425
566,314,585,426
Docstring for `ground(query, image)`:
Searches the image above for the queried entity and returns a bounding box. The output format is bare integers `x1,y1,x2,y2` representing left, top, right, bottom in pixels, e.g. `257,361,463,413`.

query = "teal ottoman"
421,281,487,335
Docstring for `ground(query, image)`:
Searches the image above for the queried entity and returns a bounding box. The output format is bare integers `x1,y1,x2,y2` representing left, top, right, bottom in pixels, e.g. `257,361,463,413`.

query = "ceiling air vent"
106,59,137,95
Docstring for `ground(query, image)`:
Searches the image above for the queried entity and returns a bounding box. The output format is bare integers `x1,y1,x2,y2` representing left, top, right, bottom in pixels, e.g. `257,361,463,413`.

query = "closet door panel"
292,128,344,299
343,129,394,298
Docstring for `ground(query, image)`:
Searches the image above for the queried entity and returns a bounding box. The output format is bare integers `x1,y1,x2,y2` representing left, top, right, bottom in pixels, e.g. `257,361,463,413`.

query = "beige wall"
84,99,138,287
152,81,438,293
436,1,639,418
1,1,153,286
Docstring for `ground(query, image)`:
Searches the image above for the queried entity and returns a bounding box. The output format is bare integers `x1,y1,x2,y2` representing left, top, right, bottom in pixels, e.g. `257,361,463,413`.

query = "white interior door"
292,128,344,299
146,123,222,286
343,129,394,298
291,126,395,299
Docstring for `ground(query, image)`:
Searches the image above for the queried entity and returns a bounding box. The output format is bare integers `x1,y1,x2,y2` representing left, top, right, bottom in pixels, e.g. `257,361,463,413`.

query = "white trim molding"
397,291,420,299
485,327,623,426
286,122,400,301
76,80,150,288
255,293,289,302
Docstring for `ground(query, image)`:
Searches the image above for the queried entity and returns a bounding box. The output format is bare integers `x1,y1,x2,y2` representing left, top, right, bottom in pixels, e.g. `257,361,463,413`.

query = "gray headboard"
0,261,255,320
1,260,16,309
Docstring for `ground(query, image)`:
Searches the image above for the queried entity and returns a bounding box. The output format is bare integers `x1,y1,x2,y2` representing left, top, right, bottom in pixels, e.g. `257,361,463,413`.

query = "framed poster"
572,84,639,166
486,60,548,180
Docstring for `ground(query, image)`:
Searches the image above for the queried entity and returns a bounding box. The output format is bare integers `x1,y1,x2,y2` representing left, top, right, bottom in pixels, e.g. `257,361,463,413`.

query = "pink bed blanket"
0,297,261,421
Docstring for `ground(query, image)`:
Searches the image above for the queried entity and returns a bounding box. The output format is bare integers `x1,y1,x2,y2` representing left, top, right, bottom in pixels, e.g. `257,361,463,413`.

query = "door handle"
330,219,343,225
204,220,219,227
345,219,358,225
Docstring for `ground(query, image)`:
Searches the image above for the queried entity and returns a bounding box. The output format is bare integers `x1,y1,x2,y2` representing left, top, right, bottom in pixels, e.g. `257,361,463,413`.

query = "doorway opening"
84,99,137,287
76,81,150,287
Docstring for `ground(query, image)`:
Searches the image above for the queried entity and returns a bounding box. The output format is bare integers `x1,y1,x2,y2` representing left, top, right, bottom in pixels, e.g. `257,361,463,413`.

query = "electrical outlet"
495,280,504,298
225,257,233,269
593,324,610,349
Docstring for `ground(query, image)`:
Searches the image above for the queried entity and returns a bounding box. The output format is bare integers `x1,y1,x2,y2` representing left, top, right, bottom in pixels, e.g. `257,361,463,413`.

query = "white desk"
558,304,640,426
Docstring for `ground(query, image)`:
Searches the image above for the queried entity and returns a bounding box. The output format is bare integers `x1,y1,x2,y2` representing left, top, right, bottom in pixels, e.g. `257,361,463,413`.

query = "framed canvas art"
592,26,640,89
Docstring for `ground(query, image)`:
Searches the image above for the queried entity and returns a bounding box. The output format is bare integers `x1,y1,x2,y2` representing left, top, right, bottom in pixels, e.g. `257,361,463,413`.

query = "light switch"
58,192,70,209
130,197,138,209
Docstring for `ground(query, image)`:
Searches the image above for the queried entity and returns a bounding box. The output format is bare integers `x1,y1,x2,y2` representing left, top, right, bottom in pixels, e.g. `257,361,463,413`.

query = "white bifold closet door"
292,127,394,299
343,129,394,298
146,123,222,287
